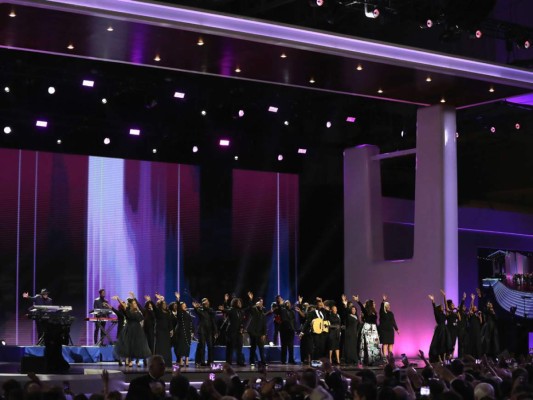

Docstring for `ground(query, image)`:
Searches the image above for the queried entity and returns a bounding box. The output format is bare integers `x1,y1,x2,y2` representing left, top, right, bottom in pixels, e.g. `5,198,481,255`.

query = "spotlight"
174,92,185,99
67,43,74,50
284,120,289,126
489,86,495,93
309,77,315,84
107,26,114,32
426,76,432,82
401,130,404,138
219,139,230,146
192,146,199,153
490,126,496,133
364,4,379,19
0,339,6,346
377,89,383,94
57,139,62,144
201,110,207,116
268,106,278,113
346,117,356,123
154,54,161,62
440,97,446,103
101,98,107,104
280,53,287,59
9,10,16,17
234,66,241,73
525,40,531,49
308,0,324,7
36,120,48,128
426,19,433,28
475,30,483,39
104,137,111,144
197,37,204,46
129,129,140,136
48,86,55,94
152,148,157,154
326,121,332,128
356,64,363,71
278,154,284,161
4,86,10,93
234,156,239,161
4,126,12,134
298,148,307,154
238,110,244,117
82,80,94,87
515,123,521,130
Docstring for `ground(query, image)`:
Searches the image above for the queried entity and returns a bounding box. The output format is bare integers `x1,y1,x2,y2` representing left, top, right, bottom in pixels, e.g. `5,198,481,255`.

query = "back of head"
170,374,191,398
377,386,397,400
451,379,474,400
355,383,377,400
301,369,318,388
474,382,495,400
450,359,464,376
357,369,378,386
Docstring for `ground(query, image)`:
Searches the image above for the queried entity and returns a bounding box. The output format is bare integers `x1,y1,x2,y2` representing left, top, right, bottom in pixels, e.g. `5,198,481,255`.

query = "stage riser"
1,345,301,364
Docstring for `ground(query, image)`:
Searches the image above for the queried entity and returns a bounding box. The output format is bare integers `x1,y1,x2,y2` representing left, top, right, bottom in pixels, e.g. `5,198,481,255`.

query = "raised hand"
440,289,446,297
128,291,135,299
111,295,119,301
341,294,347,303
248,291,253,300
298,295,303,304
428,294,435,302
382,294,387,301
471,293,475,300
175,292,180,299
22,292,29,298
224,293,230,302
352,295,359,302
144,295,151,302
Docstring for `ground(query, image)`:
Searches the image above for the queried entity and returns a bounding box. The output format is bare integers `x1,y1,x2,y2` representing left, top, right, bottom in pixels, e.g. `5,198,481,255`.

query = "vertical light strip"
277,173,280,296
32,152,39,344
15,150,22,345
177,165,181,293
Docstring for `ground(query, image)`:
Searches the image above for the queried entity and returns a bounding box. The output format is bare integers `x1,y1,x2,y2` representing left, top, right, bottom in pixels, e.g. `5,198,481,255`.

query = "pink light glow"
82,80,94,87
219,139,230,146
35,120,48,127
129,128,141,136
297,148,307,154
268,106,278,113
346,116,356,123
174,91,185,99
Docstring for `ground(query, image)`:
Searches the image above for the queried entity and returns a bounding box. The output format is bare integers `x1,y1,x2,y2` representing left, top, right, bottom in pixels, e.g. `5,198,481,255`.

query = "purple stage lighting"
219,139,230,146
82,80,95,87
297,148,307,154
129,128,141,136
268,106,278,113
346,116,356,123
174,92,185,99
36,120,48,128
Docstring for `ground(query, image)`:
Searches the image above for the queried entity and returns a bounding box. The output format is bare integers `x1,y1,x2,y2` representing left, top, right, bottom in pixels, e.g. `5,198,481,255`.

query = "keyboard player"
22,288,53,344
92,289,112,345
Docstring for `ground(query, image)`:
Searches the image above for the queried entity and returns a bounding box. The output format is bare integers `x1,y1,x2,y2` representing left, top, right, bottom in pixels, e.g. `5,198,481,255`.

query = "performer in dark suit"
280,300,296,364
192,297,218,366
126,355,166,400
245,292,267,365
296,299,314,365
222,295,246,366
270,295,283,345
378,294,399,358
93,289,112,345
22,288,53,344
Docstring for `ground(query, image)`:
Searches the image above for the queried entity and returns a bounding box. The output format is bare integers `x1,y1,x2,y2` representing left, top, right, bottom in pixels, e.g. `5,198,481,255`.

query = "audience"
2,351,533,400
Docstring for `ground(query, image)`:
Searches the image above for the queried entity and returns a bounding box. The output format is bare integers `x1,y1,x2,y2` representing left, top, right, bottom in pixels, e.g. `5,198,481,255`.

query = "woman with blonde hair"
378,294,399,357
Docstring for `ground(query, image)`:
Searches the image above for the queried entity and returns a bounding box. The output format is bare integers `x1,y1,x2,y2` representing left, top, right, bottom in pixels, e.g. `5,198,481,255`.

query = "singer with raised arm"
92,289,113,345
22,288,53,344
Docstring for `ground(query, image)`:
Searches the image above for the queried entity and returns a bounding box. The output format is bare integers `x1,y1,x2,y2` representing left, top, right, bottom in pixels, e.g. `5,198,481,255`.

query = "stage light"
201,110,207,116
192,146,199,153
9,10,16,17
456,132,460,138
48,86,56,94
308,0,324,7
298,148,307,154
346,117,356,123
440,98,446,103
377,89,383,94
426,76,432,82
219,139,230,146
36,120,48,128
356,64,363,71
197,37,204,46
0,339,6,346
82,80,94,87
284,120,289,126
490,126,496,133
129,129,141,136
4,86,10,93
174,92,185,99
280,53,287,59
67,43,74,50
475,30,483,39
309,77,315,84
525,40,531,49
489,86,495,93
515,123,521,130
235,66,241,73
364,4,379,19
426,19,433,28
107,26,114,32
4,126,12,134
238,109,245,117
326,121,332,128
57,139,62,144
101,98,107,104
154,54,161,62
268,106,278,113
104,137,111,144
152,148,157,154
234,156,239,160
278,154,284,161
401,130,404,138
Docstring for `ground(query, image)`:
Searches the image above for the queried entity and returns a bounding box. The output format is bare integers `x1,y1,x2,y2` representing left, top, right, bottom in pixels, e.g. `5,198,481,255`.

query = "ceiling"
1,0,533,209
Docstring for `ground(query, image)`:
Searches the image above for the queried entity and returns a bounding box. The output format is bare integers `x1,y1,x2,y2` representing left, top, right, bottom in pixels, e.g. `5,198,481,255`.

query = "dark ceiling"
1,0,533,211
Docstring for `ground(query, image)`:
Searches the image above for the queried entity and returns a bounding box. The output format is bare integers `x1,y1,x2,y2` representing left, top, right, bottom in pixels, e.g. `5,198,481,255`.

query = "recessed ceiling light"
197,37,204,46
154,54,161,62
57,139,62,144
356,64,363,71
152,148,157,154
284,120,289,126
4,126,12,134
201,110,207,116
309,77,315,84
235,66,241,73
104,137,111,145
278,154,284,161
280,53,287,59
101,98,107,104
426,76,432,82
67,43,74,50
107,26,114,32
440,97,446,103
490,126,496,133
346,117,356,123
377,89,383,94
36,120,48,128
129,128,141,136
9,10,16,17
234,156,239,161
268,106,278,113
220,139,230,146
4,86,10,93
48,86,55,95
174,92,185,99
489,86,495,93
326,121,332,128
238,110,244,117
82,80,94,87
515,123,521,130
192,146,199,153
